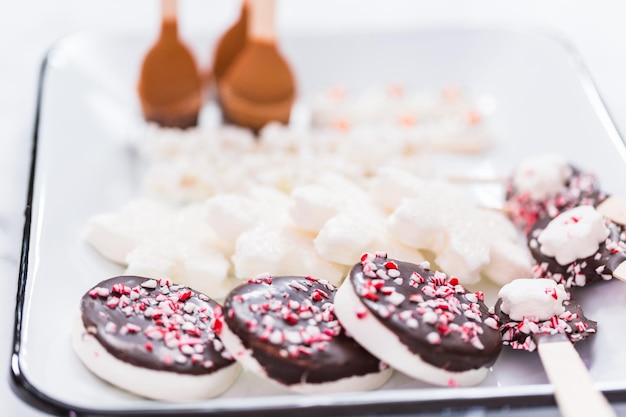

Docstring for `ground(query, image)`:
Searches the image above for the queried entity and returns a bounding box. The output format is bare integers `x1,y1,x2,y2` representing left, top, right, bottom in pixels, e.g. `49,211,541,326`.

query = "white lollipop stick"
537,333,616,417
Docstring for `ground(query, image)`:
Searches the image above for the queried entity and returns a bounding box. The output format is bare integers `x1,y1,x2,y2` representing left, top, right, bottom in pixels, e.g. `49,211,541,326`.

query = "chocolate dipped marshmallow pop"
495,278,596,352
73,276,239,401
334,252,502,387
495,278,614,417
220,274,392,393
505,154,605,233
528,205,626,287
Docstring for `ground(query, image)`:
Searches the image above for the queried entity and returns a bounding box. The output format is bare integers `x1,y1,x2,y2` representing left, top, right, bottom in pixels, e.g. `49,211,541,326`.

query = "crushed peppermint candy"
225,276,345,357
496,298,597,353
223,275,386,386
353,253,501,352
80,276,235,373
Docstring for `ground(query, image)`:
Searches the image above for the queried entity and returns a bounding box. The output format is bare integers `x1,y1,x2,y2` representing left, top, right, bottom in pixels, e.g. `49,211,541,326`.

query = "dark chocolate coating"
495,298,597,352
349,255,502,372
223,275,384,386
79,275,235,375
528,215,626,288
505,164,606,233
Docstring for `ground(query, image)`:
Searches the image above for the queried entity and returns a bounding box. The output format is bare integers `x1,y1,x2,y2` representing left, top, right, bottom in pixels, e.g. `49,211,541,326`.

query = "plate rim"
9,25,626,416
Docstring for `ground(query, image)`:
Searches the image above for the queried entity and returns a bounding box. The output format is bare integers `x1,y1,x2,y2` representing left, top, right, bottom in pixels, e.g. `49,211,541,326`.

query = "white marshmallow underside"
71,315,240,401
498,278,567,321
538,205,610,265
333,278,489,387
219,319,393,394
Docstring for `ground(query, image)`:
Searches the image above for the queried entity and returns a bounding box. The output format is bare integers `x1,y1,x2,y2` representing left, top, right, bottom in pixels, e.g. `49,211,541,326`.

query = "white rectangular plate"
11,27,626,416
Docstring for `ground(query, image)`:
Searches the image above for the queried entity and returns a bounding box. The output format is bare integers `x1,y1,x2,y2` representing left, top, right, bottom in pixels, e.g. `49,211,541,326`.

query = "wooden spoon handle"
162,0,177,22
248,0,276,43
537,337,616,417
597,195,626,226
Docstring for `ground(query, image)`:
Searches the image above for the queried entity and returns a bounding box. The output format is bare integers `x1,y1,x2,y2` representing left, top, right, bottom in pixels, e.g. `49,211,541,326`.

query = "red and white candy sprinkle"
229,275,344,359
499,301,596,352
85,277,230,369
356,253,498,350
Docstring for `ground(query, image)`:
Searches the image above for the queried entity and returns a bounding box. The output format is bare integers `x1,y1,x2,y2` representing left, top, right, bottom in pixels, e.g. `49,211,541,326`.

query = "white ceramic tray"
11,26,626,416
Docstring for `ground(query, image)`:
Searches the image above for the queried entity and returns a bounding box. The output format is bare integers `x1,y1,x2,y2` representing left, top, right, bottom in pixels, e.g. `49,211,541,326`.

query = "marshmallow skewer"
536,334,616,417
496,279,614,417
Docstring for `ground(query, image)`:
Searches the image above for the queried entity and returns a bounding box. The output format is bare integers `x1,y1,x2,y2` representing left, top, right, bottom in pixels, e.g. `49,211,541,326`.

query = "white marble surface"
3,1,626,415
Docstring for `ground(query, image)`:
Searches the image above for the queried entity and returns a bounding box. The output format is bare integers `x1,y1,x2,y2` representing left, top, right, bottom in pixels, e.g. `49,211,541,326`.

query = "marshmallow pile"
136,85,493,205
86,166,532,298
309,84,491,154
85,85,529,298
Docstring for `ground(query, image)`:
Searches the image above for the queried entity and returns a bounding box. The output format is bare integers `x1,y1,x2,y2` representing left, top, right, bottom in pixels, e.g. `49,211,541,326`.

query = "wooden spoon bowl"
218,0,295,132
137,0,203,129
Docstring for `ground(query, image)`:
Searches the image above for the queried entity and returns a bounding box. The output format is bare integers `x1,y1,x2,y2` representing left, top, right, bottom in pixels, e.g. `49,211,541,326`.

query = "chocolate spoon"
137,0,203,129
218,0,296,132
212,0,250,84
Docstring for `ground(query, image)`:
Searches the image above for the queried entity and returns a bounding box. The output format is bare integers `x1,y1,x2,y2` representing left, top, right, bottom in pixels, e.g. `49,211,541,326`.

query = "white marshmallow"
314,211,385,266
512,154,572,200
289,184,342,233
387,196,453,255
85,198,176,264
538,205,610,265
125,239,231,298
482,239,533,286
86,197,232,299
204,194,260,244
498,278,568,321
369,166,466,213
232,223,346,284
387,187,528,286
124,243,177,280
231,224,286,280
435,231,488,284
308,85,492,155
175,202,232,255
290,173,386,258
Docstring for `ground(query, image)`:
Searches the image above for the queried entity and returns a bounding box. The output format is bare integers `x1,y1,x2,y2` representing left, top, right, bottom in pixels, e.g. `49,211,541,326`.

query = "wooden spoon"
212,0,250,84
137,0,203,129
218,0,296,132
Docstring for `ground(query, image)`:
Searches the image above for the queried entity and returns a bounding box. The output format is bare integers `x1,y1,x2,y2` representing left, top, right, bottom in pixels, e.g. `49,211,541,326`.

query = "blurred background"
2,1,626,415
